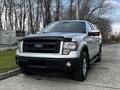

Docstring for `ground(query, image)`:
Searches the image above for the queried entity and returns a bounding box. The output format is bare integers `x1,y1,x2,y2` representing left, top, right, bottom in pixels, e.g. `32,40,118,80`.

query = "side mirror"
88,30,100,36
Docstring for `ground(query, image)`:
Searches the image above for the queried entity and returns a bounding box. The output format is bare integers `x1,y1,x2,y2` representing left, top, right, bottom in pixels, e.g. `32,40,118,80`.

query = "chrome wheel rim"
83,58,87,76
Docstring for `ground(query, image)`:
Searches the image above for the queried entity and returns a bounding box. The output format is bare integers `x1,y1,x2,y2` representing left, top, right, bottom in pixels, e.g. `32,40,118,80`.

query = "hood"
23,32,88,42
26,32,86,39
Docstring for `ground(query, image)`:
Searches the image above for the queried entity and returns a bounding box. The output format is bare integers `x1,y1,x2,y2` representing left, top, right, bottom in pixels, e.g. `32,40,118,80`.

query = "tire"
20,66,33,75
95,46,102,63
73,51,89,81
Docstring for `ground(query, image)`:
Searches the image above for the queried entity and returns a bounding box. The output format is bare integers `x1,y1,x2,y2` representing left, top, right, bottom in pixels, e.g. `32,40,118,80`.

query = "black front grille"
23,39,60,53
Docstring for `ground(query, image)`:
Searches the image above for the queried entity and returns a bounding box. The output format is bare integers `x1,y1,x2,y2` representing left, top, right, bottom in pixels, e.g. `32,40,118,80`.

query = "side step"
90,54,99,64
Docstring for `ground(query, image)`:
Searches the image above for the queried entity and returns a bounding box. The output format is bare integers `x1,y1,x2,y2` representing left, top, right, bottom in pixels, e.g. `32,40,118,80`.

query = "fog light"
63,49,70,55
66,62,71,67
16,59,19,63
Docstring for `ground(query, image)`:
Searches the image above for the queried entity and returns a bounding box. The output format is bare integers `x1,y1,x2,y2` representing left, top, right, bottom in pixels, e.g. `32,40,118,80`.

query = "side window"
93,25,98,30
87,23,92,32
89,23,94,30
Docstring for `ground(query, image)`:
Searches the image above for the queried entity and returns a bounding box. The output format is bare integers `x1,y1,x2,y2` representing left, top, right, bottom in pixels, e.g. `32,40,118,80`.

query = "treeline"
109,33,120,43
0,0,114,41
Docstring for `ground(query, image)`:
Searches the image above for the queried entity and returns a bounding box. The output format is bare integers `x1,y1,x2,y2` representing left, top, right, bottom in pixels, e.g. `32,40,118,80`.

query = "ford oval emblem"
34,44,43,48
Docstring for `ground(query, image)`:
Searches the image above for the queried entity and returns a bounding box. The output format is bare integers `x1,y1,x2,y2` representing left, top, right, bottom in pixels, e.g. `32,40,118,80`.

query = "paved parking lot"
0,44,120,90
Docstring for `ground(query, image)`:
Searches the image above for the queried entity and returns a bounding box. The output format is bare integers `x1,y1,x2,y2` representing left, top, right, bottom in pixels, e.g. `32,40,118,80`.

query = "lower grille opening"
29,61,47,66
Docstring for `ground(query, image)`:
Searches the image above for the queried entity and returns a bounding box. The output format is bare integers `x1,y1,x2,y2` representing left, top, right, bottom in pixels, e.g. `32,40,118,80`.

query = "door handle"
89,38,94,41
88,38,94,43
89,38,93,41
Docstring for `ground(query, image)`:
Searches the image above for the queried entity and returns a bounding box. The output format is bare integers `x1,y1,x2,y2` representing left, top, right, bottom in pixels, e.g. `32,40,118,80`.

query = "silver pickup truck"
16,20,102,81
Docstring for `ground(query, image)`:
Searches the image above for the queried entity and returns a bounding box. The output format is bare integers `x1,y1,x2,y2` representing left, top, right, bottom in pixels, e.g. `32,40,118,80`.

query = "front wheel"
20,66,33,75
73,51,89,81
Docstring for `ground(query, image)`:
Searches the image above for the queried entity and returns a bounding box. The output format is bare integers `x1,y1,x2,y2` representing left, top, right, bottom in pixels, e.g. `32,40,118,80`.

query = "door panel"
86,36,97,59
93,36,98,55
86,23,96,59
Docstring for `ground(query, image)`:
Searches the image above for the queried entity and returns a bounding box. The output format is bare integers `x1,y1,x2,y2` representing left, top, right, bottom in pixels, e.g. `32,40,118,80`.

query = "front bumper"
16,56,80,71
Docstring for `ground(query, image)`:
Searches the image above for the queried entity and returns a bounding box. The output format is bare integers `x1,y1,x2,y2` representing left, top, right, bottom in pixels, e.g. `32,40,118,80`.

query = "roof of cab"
56,20,89,23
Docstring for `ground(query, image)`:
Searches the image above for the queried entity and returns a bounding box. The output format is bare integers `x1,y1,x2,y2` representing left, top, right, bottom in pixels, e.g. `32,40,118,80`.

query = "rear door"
92,25,100,54
86,23,96,59
90,24,99,55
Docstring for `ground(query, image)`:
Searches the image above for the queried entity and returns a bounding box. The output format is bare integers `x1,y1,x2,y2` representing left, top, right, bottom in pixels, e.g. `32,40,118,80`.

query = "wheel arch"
80,45,90,64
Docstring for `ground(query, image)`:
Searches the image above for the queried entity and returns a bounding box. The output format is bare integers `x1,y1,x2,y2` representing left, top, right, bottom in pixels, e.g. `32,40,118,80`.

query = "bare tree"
54,0,61,21
69,0,74,19
22,0,27,32
8,0,14,31
0,0,5,30
35,0,40,31
0,0,114,38
43,0,52,26
28,0,34,33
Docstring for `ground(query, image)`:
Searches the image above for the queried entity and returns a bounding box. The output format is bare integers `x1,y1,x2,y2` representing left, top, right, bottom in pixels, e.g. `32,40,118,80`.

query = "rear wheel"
20,66,33,75
73,51,89,81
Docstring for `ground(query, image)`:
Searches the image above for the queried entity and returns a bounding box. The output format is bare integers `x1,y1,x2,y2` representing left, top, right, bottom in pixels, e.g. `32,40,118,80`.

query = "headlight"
63,41,78,55
17,41,23,53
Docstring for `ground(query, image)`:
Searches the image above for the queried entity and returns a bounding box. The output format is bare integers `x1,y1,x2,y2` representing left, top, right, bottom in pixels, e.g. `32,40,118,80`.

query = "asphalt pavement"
0,44,120,90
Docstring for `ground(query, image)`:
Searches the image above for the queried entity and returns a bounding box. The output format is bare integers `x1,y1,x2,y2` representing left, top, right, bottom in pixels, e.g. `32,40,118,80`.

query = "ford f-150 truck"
16,20,102,81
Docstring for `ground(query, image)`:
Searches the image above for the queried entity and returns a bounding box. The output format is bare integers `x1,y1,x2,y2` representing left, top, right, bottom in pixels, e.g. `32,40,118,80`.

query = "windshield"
43,21,86,33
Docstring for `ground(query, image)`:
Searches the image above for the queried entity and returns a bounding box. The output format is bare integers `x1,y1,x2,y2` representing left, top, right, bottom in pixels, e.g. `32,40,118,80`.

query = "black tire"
20,66,33,75
95,46,102,63
73,51,89,81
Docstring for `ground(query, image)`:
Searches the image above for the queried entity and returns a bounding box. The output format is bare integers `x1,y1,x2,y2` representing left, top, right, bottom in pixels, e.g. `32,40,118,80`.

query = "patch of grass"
0,49,18,73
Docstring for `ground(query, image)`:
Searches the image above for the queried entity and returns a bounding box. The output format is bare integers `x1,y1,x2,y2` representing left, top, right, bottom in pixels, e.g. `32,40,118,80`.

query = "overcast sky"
104,0,120,33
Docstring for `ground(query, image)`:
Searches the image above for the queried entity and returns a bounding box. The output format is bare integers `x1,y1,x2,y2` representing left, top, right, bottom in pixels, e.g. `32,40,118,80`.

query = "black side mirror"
88,32,100,36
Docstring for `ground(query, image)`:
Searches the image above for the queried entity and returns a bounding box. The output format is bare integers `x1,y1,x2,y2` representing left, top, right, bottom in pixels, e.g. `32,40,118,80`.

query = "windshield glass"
43,21,86,33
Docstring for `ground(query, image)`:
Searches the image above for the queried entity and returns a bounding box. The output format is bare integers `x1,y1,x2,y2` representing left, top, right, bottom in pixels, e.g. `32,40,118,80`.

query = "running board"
90,55,99,64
